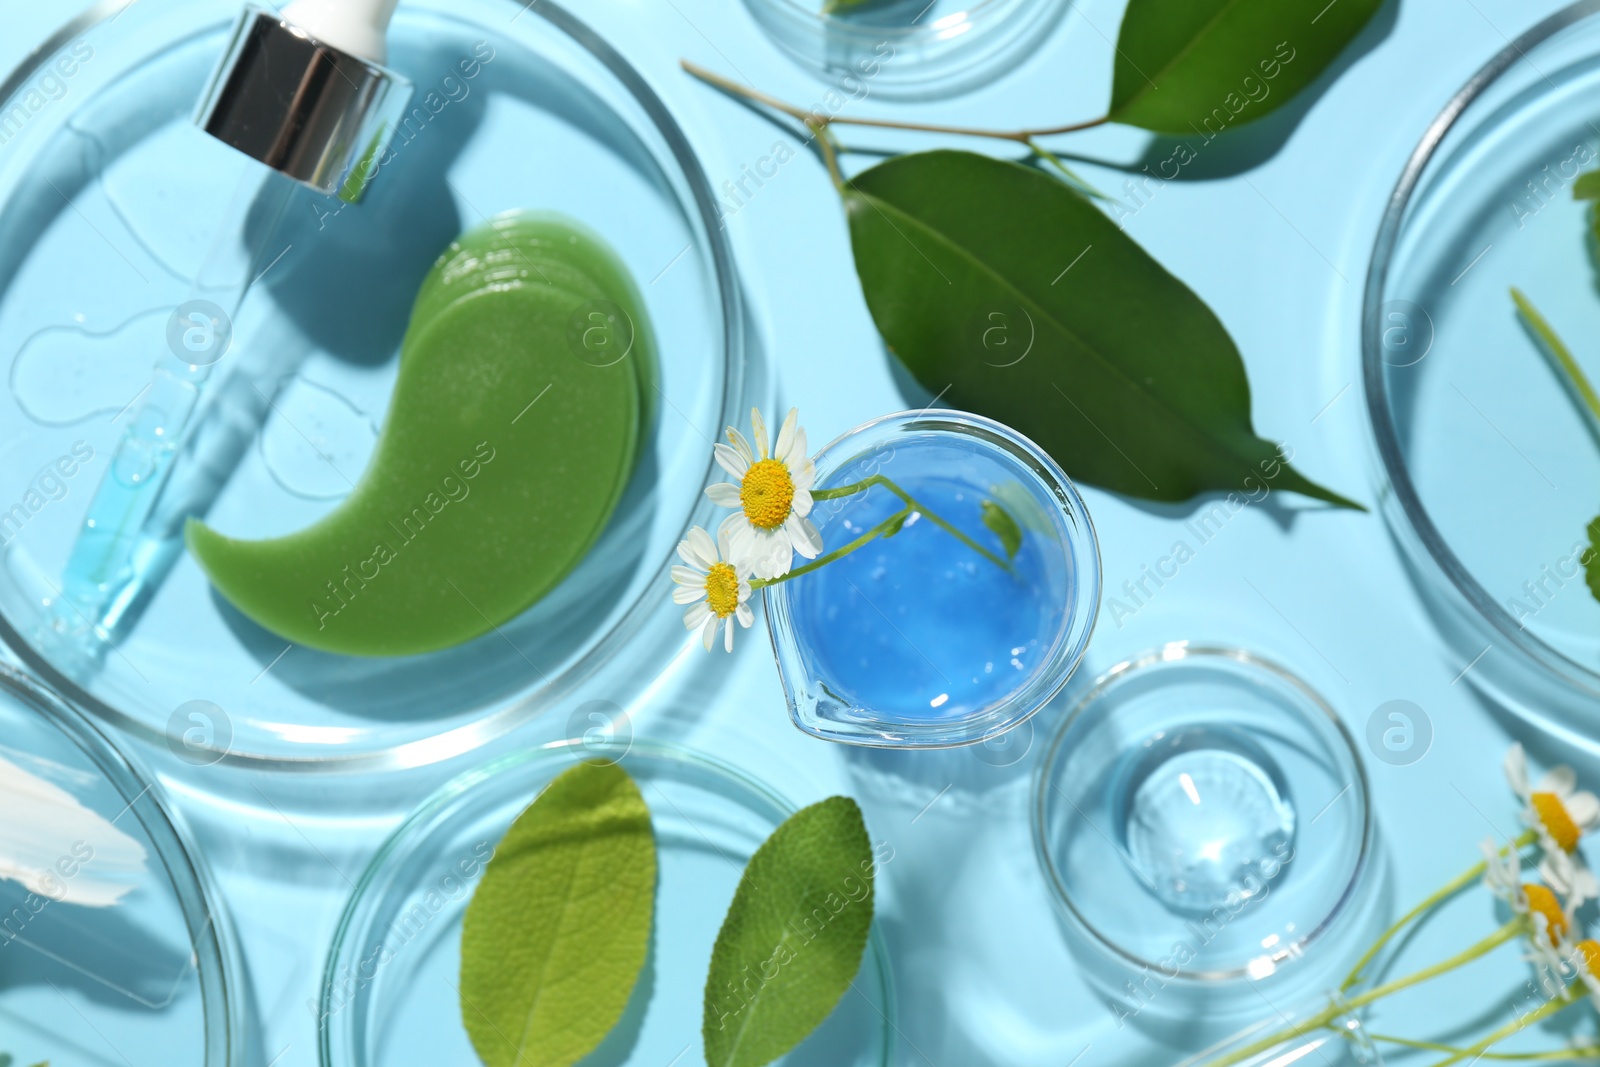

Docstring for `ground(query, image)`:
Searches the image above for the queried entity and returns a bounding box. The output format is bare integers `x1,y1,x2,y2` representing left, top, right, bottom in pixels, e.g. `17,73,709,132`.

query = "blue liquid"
788,441,1074,725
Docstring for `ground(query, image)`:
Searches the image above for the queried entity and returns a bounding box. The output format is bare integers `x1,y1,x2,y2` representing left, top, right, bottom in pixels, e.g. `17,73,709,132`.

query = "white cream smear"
0,754,147,907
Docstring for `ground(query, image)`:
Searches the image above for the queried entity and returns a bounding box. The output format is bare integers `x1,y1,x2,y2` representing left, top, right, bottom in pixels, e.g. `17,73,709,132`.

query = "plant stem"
1425,991,1582,1067
681,60,1108,145
1197,920,1527,1067
812,474,1011,570
749,507,909,589
1512,287,1600,426
814,123,845,190
1341,829,1539,991
1025,138,1111,201
1370,1033,1600,1061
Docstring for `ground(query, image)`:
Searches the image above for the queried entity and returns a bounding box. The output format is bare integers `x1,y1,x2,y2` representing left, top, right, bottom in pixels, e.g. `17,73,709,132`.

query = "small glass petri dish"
740,0,1068,100
1364,1,1600,746
320,738,895,1067
764,410,1100,748
0,0,747,768
1032,644,1377,1022
0,666,241,1065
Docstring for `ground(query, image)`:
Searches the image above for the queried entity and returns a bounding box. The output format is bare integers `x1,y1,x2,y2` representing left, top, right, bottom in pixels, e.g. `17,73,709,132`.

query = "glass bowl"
1364,1,1600,746
0,0,747,769
740,0,1067,100
1032,644,1378,1022
764,410,1101,748
0,666,241,1066
319,738,895,1067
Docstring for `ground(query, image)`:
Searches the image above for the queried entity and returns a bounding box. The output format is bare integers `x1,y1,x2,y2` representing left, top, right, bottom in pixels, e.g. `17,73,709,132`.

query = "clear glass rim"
1361,0,1600,698
765,407,1102,749
0,0,749,772
318,735,897,1067
1029,641,1375,982
0,662,243,1066
745,0,1011,41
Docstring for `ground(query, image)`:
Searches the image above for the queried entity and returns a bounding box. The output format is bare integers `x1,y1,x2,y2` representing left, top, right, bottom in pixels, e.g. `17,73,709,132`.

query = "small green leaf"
843,150,1361,508
1108,0,1384,133
881,511,911,538
981,500,1023,560
821,0,878,12
460,761,656,1067
703,797,875,1067
1586,517,1600,605
1575,170,1600,200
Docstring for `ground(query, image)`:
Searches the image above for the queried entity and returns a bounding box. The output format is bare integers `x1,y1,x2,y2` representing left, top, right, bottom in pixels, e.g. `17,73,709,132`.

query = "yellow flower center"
1577,939,1600,978
1525,884,1569,941
1532,792,1583,852
740,459,795,531
704,562,740,618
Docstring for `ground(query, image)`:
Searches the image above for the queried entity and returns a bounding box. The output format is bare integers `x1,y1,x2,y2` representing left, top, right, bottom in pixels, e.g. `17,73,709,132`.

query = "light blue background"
2,0,1592,1063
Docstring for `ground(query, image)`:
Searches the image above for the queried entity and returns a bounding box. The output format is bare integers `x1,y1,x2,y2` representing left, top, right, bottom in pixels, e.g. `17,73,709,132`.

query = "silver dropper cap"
194,5,412,203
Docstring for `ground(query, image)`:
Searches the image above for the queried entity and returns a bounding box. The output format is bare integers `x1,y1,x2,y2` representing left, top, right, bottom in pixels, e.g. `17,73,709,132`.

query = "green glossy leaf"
1575,170,1600,200
703,797,875,1067
460,761,655,1067
843,150,1361,508
1108,0,1384,133
981,500,1023,560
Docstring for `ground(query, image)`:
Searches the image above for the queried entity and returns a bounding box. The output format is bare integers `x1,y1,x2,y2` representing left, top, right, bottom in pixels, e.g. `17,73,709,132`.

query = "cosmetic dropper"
50,0,413,648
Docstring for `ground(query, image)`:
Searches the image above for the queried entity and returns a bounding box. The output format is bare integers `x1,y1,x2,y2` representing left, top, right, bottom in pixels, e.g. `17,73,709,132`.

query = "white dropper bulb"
281,0,400,64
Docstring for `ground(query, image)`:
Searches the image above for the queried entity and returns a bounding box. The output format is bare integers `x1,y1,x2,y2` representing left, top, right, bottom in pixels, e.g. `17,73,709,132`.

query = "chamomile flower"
1484,840,1575,953
705,407,822,580
671,516,754,652
1506,743,1600,905
1573,939,1600,1011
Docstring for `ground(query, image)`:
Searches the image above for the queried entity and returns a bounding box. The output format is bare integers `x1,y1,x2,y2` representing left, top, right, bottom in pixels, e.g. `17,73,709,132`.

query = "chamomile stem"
1199,920,1527,1067
681,60,1108,144
1425,992,1581,1067
1370,1033,1600,1060
749,508,910,589
1341,829,1539,991
1512,287,1600,426
813,473,1011,571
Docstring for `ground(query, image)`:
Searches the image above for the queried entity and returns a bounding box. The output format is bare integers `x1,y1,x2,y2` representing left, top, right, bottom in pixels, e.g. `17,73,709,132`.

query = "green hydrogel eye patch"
187,214,651,657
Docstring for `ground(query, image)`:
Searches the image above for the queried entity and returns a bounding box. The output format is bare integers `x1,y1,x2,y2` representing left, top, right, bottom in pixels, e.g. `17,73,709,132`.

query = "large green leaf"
703,797,875,1067
459,761,656,1067
1108,0,1385,133
843,150,1360,508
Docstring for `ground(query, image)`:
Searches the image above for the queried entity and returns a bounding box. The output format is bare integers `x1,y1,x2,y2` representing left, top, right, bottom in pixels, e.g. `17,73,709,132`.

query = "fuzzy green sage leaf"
703,796,875,1067
981,500,1023,560
844,150,1361,508
1108,0,1385,133
459,761,655,1067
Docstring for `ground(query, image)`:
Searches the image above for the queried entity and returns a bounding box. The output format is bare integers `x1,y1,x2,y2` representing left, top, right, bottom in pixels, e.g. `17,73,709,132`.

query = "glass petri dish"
740,0,1067,100
319,738,895,1067
1364,1,1600,745
0,665,240,1066
0,0,746,769
1032,644,1376,1021
764,410,1101,748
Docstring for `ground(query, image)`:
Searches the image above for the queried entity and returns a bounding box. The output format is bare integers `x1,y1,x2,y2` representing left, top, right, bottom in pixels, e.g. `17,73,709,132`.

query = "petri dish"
319,738,895,1067
1032,644,1377,1021
0,0,747,769
740,0,1068,100
1364,1,1600,746
764,410,1101,749
0,665,240,1066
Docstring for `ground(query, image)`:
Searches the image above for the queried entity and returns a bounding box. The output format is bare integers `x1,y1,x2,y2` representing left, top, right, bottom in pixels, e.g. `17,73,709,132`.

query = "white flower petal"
706,481,743,508
672,584,705,605
750,407,770,460
671,565,704,587
714,443,749,480
736,602,754,628
1506,743,1531,797
1569,791,1600,829
790,487,814,519
1540,855,1573,894
726,427,756,466
1543,766,1578,797
701,614,719,651
737,578,752,602
774,408,799,462
786,513,823,559
683,601,711,630
723,617,735,652
684,525,718,569
790,457,816,493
